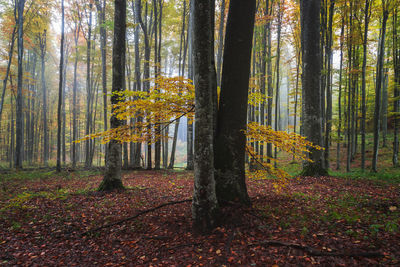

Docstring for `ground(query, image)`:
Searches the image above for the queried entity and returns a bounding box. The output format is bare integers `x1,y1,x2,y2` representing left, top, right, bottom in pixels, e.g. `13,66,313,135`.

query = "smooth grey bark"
72,14,81,168
192,0,219,234
95,0,108,165
300,0,327,177
336,16,344,170
99,0,126,191
324,0,335,169
57,0,65,172
85,3,93,168
274,0,283,167
260,0,269,160
131,0,142,169
38,31,48,166
393,8,399,166
361,0,371,170
136,0,152,170
266,0,273,163
29,52,37,164
372,4,388,172
346,7,353,172
169,0,187,170
381,60,389,147
15,0,25,169
153,0,161,170
214,0,256,205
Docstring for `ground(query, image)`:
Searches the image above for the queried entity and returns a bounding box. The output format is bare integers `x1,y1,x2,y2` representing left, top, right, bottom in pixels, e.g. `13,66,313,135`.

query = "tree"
57,0,65,172
394,5,400,166
95,0,108,165
71,1,81,168
372,1,389,172
191,0,219,233
99,0,126,191
15,0,26,169
360,0,371,170
214,0,256,205
300,0,327,177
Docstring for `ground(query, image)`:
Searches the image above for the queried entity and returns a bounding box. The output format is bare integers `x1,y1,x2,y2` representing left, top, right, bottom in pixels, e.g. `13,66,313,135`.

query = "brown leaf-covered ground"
1,170,399,266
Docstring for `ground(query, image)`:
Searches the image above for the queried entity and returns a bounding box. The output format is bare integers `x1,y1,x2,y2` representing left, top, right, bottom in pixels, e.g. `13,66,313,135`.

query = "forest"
0,0,399,265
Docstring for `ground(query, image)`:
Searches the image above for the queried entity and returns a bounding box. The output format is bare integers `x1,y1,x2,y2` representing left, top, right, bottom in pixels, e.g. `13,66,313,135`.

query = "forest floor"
0,168,399,266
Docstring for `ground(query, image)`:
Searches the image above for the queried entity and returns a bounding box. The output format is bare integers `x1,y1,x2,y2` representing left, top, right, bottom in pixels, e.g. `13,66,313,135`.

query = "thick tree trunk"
214,0,256,205
99,0,126,191
300,0,327,177
192,0,219,234
372,5,388,172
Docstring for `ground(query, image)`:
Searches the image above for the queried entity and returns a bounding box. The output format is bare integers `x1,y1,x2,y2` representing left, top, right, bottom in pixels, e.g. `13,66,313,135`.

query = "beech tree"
214,0,256,205
300,0,327,176
191,0,219,233
57,0,65,172
15,0,25,169
99,0,126,191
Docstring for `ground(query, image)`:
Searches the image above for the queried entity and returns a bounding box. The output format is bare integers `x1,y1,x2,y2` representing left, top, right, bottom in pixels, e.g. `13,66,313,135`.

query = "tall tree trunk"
336,16,345,170
215,0,256,205
15,0,26,169
95,0,108,165
393,7,399,166
274,0,283,167
372,3,388,172
131,0,142,169
57,0,65,172
39,31,48,166
85,4,93,168
153,0,161,170
192,0,219,234
381,60,389,147
136,0,152,170
72,18,81,168
99,0,126,191
300,0,327,176
324,0,335,169
266,1,273,163
361,0,370,170
260,0,269,161
186,0,194,170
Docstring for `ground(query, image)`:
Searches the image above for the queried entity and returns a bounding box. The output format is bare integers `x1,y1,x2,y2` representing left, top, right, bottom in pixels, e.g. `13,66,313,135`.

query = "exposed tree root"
249,240,383,258
81,199,192,236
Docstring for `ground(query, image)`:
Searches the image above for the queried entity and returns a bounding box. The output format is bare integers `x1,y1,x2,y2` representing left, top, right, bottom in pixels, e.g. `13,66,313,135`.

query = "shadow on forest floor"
0,169,399,266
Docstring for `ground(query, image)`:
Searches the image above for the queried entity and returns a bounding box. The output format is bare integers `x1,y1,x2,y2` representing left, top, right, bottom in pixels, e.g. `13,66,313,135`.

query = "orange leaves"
245,122,323,192
77,75,194,144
